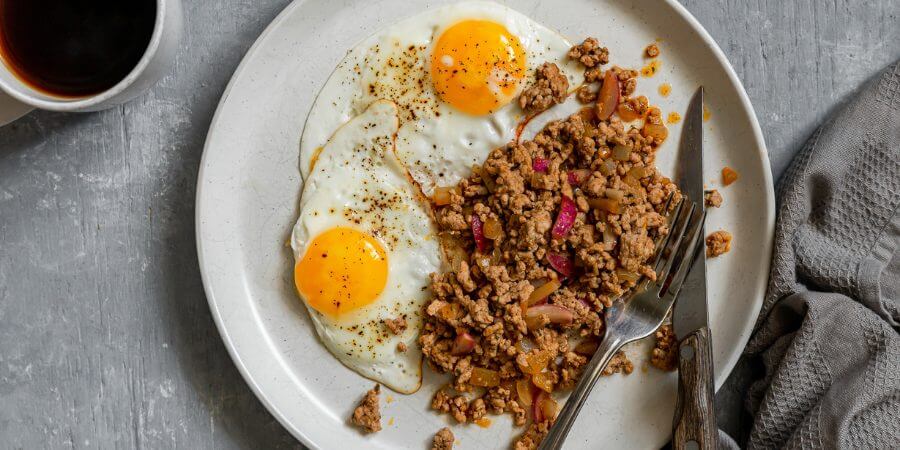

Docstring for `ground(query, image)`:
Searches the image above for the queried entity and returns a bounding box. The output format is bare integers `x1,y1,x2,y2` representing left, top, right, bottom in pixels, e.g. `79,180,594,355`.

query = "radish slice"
471,215,487,252
596,70,620,120
451,333,476,355
547,252,573,278
532,390,547,422
525,304,574,326
551,196,577,239
532,158,549,173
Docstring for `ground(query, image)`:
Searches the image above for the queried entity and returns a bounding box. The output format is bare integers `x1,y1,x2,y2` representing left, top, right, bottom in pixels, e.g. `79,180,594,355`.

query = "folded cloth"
736,61,900,449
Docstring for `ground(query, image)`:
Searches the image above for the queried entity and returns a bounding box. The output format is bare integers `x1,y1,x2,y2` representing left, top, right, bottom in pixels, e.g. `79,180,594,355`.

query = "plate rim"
195,0,775,448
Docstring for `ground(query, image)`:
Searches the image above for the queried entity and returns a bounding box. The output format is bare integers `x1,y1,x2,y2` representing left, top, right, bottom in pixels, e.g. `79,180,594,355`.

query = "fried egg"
291,100,442,394
299,1,582,197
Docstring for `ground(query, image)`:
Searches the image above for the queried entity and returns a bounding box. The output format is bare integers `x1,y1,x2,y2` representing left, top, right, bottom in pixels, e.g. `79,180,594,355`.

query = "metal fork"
538,197,707,450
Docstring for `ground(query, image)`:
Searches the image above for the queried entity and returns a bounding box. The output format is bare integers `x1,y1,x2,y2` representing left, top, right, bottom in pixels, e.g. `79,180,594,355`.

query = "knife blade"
672,87,708,339
670,87,717,450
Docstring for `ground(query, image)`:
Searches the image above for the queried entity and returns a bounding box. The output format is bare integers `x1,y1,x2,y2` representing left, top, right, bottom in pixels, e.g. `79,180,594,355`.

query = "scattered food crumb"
475,417,492,428
350,384,382,433
650,325,678,371
576,85,597,104
432,427,455,450
386,395,394,404
645,43,660,58
658,83,671,97
641,59,661,77
667,112,681,124
384,317,407,335
703,105,712,121
706,230,733,257
397,342,407,352
567,37,609,68
601,351,634,376
388,417,395,426
722,166,739,186
704,189,723,208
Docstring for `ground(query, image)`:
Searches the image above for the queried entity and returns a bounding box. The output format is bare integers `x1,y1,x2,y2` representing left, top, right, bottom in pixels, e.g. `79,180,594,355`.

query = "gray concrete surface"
1,1,898,448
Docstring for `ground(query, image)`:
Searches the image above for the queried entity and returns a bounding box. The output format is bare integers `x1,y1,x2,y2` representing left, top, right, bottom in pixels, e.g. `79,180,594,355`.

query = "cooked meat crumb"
704,189,723,208
706,230,733,257
645,43,660,58
519,63,569,114
650,324,678,371
423,37,678,449
384,317,407,335
568,37,609,68
576,85,597,104
432,427,455,450
350,384,381,433
601,351,634,376
397,342,407,352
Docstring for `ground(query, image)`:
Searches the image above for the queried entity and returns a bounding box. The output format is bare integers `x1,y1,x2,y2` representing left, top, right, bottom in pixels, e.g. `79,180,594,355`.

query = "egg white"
291,100,442,394
299,0,582,197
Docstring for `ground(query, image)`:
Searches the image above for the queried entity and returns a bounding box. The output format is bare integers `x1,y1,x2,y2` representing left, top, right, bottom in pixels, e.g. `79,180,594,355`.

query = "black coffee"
0,0,157,97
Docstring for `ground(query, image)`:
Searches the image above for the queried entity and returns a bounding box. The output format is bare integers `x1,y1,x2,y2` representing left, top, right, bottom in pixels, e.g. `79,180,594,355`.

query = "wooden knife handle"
673,326,717,450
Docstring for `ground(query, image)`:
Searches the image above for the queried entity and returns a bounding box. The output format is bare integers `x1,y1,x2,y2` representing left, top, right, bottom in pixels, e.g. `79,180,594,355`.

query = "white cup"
0,0,182,113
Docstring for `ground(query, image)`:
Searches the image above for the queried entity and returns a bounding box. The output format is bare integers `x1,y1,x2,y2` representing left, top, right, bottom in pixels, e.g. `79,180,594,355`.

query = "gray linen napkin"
729,61,900,449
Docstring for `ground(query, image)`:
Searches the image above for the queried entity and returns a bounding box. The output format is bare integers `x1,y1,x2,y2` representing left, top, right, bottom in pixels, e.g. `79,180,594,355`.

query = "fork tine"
655,200,695,281
649,196,684,272
665,207,707,298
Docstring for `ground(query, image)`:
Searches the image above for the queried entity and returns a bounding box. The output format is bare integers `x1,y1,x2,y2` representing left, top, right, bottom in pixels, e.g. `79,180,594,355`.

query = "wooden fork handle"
673,326,717,450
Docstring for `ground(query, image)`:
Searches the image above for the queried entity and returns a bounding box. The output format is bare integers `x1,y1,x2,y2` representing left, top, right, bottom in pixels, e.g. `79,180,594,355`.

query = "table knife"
671,87,717,450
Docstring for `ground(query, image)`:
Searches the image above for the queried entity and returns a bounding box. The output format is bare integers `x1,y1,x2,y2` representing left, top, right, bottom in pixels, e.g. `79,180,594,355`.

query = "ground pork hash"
419,38,681,449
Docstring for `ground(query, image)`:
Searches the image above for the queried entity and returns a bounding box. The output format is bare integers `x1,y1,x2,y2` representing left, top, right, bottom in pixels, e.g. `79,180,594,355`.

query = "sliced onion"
599,159,617,176
602,227,617,245
547,252,573,278
451,332,476,356
520,350,551,375
641,123,668,141
532,158,550,173
605,188,625,200
532,371,554,393
483,218,503,240
622,175,642,188
527,278,561,306
540,394,559,422
612,144,632,161
516,379,534,407
567,169,590,186
471,215,488,252
616,102,642,121
596,70,620,121
474,253,491,271
432,186,457,206
439,302,461,321
628,166,648,179
525,304,574,327
588,197,620,214
551,196,577,239
470,367,501,387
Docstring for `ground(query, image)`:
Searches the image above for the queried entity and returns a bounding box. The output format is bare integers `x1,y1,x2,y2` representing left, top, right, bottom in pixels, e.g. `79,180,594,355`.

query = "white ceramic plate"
196,1,774,449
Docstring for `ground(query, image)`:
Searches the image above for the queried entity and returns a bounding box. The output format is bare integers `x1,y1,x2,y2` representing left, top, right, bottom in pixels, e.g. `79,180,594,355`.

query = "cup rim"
0,0,168,112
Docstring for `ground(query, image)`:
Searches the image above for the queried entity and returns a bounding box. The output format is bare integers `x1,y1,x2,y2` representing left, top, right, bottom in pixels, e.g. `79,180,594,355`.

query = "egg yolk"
430,20,526,115
294,227,388,317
